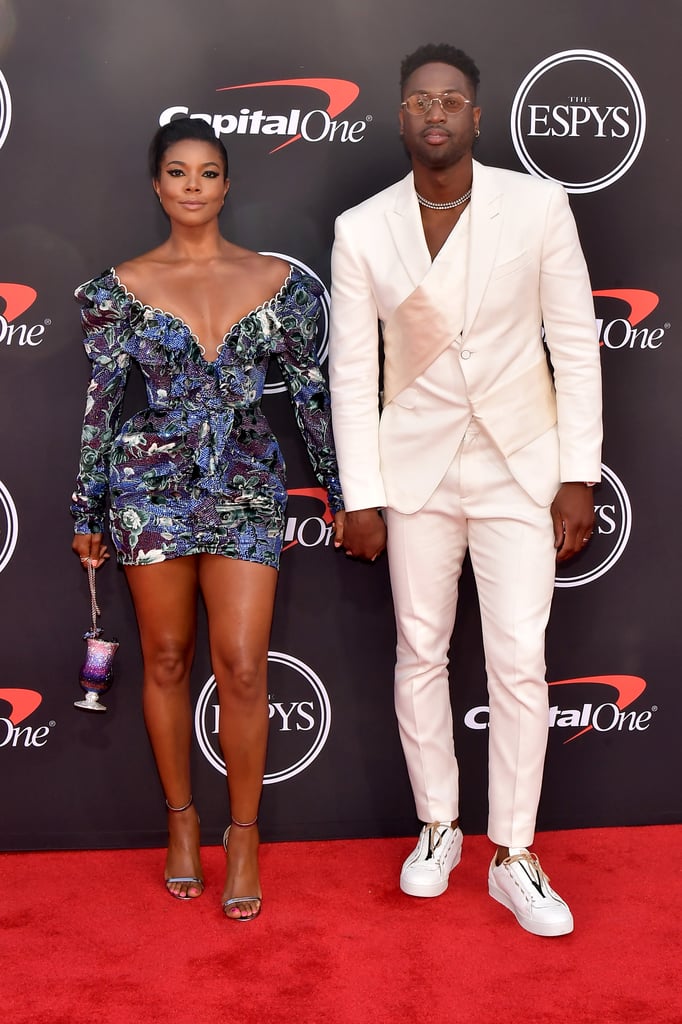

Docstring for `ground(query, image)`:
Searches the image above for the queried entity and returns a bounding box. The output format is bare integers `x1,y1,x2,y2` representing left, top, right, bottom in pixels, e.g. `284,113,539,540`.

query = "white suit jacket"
328,160,602,513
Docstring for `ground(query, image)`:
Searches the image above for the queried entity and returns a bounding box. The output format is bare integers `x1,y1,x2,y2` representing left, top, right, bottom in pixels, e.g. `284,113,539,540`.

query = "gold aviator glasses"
401,92,472,116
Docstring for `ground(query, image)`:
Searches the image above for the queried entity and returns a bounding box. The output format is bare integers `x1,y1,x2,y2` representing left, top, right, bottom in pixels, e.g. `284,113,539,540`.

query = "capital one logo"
284,488,335,553
555,463,631,588
0,69,11,151
511,50,646,193
465,674,655,744
0,688,54,748
194,652,331,783
594,288,669,351
0,480,19,573
160,78,368,155
260,252,330,396
0,283,50,347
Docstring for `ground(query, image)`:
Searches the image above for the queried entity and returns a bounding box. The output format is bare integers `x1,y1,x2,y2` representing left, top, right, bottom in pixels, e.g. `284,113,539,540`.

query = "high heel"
222,817,262,922
164,795,204,900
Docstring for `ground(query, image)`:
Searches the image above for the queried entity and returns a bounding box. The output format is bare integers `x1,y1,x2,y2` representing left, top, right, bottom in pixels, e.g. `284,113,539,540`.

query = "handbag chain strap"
87,560,101,636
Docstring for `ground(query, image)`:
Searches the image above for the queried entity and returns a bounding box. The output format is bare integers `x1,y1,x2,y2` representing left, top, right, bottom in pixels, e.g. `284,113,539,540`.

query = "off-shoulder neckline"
104,264,297,363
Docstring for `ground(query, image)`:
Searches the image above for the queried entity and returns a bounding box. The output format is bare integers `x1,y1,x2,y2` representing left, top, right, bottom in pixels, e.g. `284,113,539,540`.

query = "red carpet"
2,826,681,1024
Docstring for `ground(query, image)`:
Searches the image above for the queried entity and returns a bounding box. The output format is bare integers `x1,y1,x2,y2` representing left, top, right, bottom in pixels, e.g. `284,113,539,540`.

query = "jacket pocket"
489,251,532,281
389,387,418,410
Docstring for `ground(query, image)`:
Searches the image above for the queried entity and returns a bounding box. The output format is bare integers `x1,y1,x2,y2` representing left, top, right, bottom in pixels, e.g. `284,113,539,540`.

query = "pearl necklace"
415,188,472,210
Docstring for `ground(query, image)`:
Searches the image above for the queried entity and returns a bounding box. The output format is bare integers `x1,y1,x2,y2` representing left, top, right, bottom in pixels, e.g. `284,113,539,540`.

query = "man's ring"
80,556,90,563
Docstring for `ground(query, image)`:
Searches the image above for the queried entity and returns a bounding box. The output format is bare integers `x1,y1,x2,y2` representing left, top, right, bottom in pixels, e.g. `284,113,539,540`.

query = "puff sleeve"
70,274,131,534
272,274,343,513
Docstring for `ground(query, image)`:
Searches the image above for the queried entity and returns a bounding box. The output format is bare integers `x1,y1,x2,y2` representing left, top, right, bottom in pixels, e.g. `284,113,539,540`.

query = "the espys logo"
0,688,55,748
261,252,329,396
0,283,50,347
511,50,646,193
160,78,369,154
0,69,11,151
0,479,19,574
465,675,656,744
594,288,670,351
194,652,331,783
284,488,334,553
555,463,631,589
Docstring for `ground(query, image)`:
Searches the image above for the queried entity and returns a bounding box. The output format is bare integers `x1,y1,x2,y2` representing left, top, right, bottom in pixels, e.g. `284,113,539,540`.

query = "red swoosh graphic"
0,283,38,321
593,289,659,326
216,78,360,153
282,487,332,552
0,688,43,724
549,675,647,743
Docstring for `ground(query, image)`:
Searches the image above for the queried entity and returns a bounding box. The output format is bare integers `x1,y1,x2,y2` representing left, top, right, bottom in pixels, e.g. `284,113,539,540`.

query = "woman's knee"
215,657,267,704
143,641,194,690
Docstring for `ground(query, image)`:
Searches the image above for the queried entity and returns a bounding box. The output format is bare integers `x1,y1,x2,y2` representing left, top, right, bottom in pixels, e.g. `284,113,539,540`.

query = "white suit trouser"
384,424,556,848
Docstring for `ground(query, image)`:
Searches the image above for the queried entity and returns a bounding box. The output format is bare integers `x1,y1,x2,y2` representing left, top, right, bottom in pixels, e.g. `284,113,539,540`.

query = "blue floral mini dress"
71,266,343,568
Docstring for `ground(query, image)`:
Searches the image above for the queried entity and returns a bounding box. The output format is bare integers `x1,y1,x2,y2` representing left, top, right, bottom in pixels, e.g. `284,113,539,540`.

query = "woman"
71,117,344,922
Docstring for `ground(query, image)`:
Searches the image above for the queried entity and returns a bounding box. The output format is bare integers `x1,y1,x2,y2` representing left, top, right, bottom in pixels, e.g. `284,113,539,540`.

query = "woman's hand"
332,511,346,550
72,532,110,569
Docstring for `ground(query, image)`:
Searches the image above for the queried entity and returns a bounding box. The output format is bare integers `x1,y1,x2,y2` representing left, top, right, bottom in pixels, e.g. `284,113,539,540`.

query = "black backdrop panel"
0,0,680,849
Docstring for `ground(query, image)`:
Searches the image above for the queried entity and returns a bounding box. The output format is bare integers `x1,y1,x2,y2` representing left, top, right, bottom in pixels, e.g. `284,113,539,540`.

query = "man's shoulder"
474,159,564,199
335,174,410,227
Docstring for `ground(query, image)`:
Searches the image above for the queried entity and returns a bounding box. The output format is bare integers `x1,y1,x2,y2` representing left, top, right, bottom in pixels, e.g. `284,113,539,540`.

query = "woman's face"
153,138,229,223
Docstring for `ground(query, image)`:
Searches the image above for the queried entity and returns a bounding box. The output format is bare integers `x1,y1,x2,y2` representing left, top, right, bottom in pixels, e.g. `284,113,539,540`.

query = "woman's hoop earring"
474,128,481,138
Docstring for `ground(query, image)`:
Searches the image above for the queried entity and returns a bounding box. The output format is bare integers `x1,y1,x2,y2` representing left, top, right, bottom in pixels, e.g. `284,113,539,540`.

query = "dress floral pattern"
71,266,343,568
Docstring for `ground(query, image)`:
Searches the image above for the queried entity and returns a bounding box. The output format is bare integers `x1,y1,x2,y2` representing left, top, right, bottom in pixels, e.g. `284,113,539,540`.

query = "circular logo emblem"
259,251,330,395
555,463,632,588
0,70,12,151
194,651,331,783
510,50,646,193
0,480,18,573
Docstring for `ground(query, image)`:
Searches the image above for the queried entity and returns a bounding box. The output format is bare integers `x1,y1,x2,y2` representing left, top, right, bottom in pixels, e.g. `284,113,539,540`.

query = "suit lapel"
385,172,432,287
384,164,504,324
464,160,503,334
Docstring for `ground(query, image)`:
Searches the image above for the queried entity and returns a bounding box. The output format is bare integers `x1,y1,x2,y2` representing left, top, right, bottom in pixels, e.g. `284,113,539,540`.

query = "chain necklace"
415,188,472,210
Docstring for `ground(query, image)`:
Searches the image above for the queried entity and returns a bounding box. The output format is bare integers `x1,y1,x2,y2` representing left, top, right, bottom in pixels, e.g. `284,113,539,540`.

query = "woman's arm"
70,278,131,559
273,274,343,515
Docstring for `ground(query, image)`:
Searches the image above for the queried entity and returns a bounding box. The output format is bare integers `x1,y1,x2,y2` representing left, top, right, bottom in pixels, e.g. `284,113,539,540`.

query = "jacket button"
461,349,472,359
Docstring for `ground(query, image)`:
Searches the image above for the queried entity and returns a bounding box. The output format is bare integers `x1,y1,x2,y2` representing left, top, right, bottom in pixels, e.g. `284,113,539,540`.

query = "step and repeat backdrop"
1,0,680,849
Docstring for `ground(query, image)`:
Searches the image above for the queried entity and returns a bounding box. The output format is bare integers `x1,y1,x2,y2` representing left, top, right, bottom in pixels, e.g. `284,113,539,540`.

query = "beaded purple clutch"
74,561,119,712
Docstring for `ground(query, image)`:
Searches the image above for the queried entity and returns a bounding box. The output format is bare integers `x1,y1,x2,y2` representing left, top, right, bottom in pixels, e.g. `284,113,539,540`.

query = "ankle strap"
166,795,193,813
231,815,258,828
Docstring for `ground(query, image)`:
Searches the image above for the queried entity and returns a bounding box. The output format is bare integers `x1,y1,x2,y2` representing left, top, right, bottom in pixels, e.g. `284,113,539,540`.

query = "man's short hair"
400,44,480,97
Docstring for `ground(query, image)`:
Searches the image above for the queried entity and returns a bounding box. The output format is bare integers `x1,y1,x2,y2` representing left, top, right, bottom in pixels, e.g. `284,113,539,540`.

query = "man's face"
399,61,481,171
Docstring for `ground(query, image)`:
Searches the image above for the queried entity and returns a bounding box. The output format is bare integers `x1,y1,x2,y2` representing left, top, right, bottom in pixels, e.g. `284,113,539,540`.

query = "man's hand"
341,508,387,562
551,483,595,562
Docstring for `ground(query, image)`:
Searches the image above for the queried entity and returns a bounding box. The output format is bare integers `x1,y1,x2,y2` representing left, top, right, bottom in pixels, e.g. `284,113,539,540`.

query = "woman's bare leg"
125,557,202,898
199,555,278,919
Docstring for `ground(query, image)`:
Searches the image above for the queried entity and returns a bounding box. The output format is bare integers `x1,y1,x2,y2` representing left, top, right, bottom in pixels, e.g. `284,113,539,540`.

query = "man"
328,43,602,937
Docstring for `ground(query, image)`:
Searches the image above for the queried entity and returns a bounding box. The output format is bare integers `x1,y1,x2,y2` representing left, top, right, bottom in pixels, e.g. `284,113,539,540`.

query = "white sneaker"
399,823,463,897
488,848,574,937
